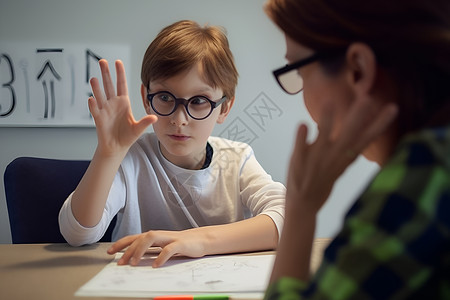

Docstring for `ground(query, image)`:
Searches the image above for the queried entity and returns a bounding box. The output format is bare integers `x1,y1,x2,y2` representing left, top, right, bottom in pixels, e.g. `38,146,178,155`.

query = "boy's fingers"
99,59,115,99
115,60,128,96
130,246,148,266
135,115,158,135
87,97,100,120
111,234,158,266
152,245,178,268
116,240,143,265
107,234,138,254
128,235,156,266
118,247,134,265
90,77,105,109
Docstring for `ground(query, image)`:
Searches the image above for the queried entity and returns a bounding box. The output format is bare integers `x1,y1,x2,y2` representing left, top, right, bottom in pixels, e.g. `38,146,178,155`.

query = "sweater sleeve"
58,169,126,246
239,146,286,239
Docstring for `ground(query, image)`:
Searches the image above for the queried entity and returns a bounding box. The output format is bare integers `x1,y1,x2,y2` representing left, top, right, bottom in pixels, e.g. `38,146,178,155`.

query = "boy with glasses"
59,20,285,267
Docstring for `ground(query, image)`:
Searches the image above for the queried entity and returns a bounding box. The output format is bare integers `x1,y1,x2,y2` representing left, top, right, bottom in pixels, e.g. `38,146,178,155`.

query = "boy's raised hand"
89,59,157,157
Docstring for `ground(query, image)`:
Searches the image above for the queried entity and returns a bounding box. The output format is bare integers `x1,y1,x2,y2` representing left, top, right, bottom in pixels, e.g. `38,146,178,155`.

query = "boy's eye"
157,93,174,102
189,97,208,105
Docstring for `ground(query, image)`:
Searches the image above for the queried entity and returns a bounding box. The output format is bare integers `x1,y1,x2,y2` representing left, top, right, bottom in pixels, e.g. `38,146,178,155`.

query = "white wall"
0,0,379,243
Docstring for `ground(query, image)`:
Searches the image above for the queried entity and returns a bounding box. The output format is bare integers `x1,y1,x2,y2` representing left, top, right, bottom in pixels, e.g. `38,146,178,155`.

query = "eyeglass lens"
278,70,304,95
151,92,213,119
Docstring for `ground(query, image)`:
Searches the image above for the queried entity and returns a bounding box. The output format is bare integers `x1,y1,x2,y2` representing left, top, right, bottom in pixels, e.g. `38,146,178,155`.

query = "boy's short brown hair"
141,20,238,110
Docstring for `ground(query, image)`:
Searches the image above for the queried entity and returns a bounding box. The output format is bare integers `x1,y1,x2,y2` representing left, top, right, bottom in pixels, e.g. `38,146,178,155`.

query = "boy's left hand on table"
107,229,208,267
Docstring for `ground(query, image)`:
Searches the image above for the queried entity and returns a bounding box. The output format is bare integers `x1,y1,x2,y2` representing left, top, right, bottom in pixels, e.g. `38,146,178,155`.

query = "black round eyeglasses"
147,91,227,120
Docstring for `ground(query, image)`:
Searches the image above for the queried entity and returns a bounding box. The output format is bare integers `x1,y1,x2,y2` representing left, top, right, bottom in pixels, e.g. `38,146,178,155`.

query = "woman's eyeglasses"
147,91,227,120
272,53,321,95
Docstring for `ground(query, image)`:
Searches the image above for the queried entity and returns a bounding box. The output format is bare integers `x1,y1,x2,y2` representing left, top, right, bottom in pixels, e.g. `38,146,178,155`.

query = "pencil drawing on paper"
77,253,275,296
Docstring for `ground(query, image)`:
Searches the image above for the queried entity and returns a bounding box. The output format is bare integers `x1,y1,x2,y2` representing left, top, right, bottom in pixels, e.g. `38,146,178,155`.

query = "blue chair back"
4,157,115,243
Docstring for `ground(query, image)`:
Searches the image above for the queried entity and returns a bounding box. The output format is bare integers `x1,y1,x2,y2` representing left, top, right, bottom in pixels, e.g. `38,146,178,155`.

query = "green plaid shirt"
265,126,450,300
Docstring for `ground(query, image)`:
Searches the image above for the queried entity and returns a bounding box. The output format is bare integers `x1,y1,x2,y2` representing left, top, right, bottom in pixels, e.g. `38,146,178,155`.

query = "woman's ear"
345,43,377,95
217,96,235,124
141,84,152,114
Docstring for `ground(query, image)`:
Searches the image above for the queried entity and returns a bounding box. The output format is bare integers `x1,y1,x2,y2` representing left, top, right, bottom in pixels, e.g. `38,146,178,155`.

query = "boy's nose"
170,105,189,126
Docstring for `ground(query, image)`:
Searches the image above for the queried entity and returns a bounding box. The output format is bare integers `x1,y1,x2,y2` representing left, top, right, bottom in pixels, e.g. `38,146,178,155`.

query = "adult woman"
264,0,450,298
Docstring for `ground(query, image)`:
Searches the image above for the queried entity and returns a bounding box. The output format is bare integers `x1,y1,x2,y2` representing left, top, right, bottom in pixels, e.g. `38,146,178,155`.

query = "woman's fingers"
286,97,397,213
336,98,398,158
288,124,308,183
316,99,335,142
353,103,398,152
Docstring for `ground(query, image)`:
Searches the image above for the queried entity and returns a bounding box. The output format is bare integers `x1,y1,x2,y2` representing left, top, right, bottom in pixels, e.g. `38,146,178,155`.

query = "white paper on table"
75,252,275,298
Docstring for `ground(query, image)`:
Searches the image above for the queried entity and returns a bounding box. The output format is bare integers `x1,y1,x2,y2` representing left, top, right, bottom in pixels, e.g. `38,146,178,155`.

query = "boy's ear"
345,43,377,95
217,96,235,124
141,84,152,114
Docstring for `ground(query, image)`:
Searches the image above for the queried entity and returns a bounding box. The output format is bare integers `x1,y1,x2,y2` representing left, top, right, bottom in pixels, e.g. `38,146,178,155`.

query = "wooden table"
0,243,119,300
0,239,331,300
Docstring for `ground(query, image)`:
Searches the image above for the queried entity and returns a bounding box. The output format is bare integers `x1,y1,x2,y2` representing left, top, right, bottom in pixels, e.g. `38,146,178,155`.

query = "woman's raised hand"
285,96,398,215
89,59,157,157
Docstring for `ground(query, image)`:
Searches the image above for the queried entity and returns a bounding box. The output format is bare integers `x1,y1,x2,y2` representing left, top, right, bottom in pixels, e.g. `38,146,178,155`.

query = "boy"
59,20,285,267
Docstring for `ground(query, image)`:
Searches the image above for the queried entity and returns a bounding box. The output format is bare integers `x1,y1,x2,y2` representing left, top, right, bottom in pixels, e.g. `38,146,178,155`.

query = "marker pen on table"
153,295,229,300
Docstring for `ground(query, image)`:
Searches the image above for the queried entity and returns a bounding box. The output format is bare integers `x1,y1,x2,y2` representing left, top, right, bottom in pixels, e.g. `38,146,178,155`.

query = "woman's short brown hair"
265,0,450,135
141,20,238,111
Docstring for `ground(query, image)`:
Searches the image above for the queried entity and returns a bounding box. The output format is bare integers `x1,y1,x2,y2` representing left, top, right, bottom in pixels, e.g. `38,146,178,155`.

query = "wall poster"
0,42,130,127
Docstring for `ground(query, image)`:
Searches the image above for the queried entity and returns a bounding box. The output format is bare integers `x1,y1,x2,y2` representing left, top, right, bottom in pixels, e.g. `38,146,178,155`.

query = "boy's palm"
89,59,157,156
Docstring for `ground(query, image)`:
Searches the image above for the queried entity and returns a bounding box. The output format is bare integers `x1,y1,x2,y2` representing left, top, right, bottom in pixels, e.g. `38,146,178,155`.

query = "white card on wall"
0,42,130,127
